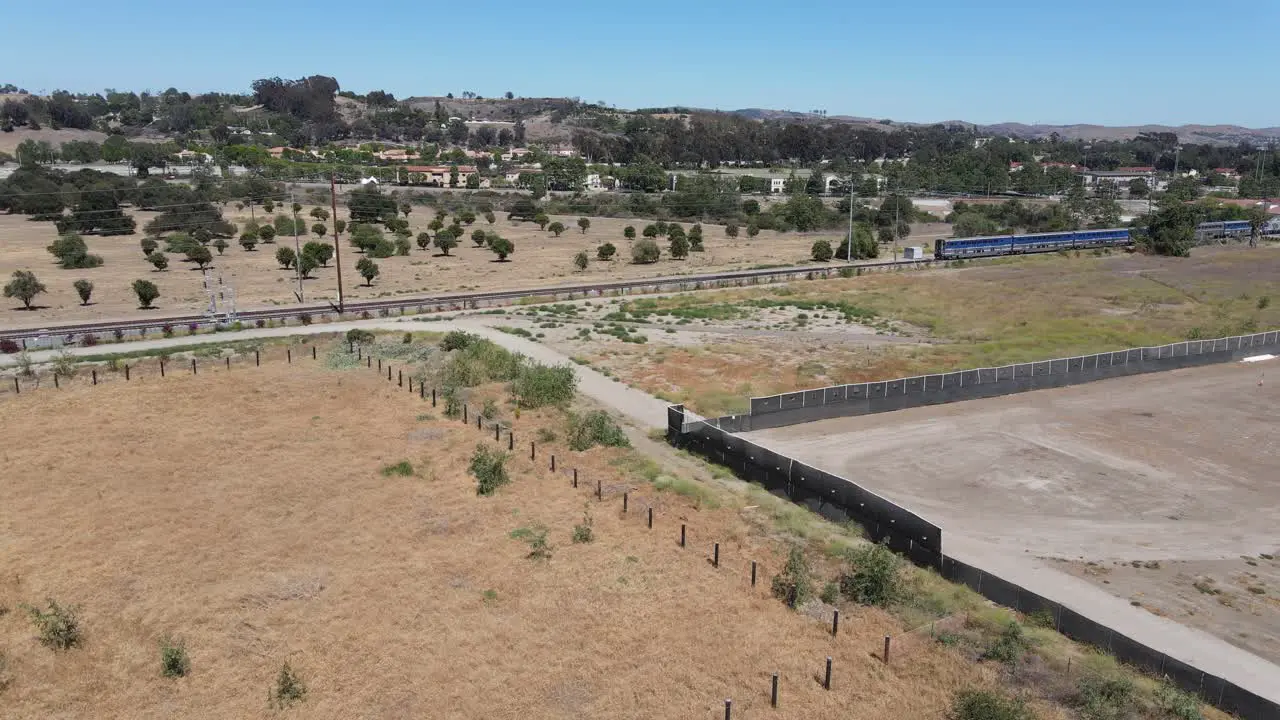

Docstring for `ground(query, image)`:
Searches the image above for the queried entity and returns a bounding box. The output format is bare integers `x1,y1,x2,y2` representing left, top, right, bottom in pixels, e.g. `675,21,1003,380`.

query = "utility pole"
292,191,303,302
330,173,345,313
846,167,855,262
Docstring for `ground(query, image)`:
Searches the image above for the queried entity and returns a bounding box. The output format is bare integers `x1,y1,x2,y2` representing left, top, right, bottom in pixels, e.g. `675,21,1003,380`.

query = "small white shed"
902,246,925,260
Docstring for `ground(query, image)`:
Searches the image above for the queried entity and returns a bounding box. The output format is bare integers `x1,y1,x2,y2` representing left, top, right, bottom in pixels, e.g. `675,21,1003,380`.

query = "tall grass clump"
511,362,576,408
950,689,1037,720
567,410,630,451
159,636,191,677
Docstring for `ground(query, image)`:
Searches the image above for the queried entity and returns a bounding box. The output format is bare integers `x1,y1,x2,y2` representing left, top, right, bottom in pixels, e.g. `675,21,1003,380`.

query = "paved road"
8,319,1276,708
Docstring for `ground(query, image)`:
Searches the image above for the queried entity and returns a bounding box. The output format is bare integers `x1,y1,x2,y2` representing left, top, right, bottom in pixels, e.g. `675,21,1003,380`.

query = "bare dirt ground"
0,356,1023,719
0,206,951,329
745,361,1280,664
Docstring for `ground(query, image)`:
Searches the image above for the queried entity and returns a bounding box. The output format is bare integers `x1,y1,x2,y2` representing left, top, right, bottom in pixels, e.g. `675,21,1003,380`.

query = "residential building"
768,177,786,194
402,165,486,188
1081,167,1158,189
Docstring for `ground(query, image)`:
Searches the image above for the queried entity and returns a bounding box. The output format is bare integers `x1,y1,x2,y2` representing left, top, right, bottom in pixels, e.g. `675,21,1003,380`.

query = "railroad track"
1,256,941,346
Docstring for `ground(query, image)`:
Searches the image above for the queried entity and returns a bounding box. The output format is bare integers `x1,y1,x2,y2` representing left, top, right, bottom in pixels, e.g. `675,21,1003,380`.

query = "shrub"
572,508,594,544
213,237,229,255
632,238,661,264
536,428,558,443
442,386,463,418
481,398,499,418
725,223,739,238
811,239,834,261
548,221,566,236
471,444,510,496
132,279,160,308
511,362,576,408
159,636,190,678
1155,681,1202,720
489,236,514,261
669,234,689,258
394,236,411,256
275,246,296,269
346,328,375,345
771,546,814,609
950,689,1036,720
47,233,103,268
140,237,158,256
381,460,414,477
1258,296,1271,310
838,540,903,607
148,252,169,271
368,238,396,258
23,599,82,650
573,251,589,270
982,621,1028,666
164,232,198,255
270,662,307,709
820,581,840,604
1076,675,1135,720
597,242,616,260
567,410,630,451
440,330,477,351
578,217,590,233
73,279,93,305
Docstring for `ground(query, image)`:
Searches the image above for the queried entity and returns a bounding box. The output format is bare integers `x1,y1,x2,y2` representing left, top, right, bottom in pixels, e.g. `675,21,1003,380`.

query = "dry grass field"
572,245,1280,415
0,354,1044,719
0,202,950,329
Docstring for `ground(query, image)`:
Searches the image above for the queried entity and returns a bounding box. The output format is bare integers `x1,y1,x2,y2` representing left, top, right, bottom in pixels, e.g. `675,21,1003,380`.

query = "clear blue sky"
7,0,1278,127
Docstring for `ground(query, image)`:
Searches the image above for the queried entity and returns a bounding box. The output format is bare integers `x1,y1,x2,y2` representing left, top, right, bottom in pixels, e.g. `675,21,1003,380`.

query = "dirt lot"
0,355,1020,719
0,205,952,329
745,361,1280,664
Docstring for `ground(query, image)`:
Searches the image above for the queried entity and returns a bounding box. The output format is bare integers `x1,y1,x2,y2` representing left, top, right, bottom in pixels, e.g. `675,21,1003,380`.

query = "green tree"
258,225,277,244
632,238,661,264
805,169,826,195
47,233,103,269
1128,178,1149,199
1163,176,1200,203
460,209,477,225
573,251,589,270
394,236,411,256
489,236,514,261
952,213,1001,237
624,225,636,240
4,270,47,309
141,237,158,256
534,213,550,230
1247,206,1268,248
297,252,319,279
73,278,94,305
263,199,275,213
577,217,590,234
548,221,567,236
417,232,432,251
275,246,297,269
399,202,412,217
597,242,616,260
508,198,539,222
770,546,814,609
311,222,327,238
746,223,760,238
642,224,658,238
669,233,689,259
472,229,487,246
132,278,160,308
484,210,496,224
334,219,347,235
428,217,445,233
355,257,380,286
239,232,258,251
128,142,172,178
725,223,739,238
212,237,229,255
193,228,212,246
1143,204,1196,257
148,252,170,271
811,239,834,261
310,207,329,221
185,245,213,270
434,231,459,256
347,184,399,223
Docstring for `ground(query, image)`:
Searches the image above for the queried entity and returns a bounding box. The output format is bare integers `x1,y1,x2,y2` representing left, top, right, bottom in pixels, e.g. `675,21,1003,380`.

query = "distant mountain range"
725,108,1280,145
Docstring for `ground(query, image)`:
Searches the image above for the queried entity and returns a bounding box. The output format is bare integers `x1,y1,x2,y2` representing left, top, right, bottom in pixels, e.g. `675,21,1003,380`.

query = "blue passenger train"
934,228,1132,259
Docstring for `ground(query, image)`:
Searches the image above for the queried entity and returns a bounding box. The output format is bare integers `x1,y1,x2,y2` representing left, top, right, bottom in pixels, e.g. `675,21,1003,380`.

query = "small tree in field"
297,252,319,279
334,219,347,235
642,224,658,238
239,232,258,251
417,232,431,251
484,210,496,224
472,229,487,247
771,546,814,609
311,222,327,238
434,232,459,256
548,221,566,236
132,279,160,308
632,238,660,264
356,257,380,286
746,224,760,238
263,199,275,213
4,270,46,309
141,237,158,256
73,279,94,305
811,239,833,261
725,223,739,238
577,217,590,233
193,228,212,246
258,225,276,244
148,252,169,271
534,213,550,230
669,233,689,259
624,225,636,240
688,224,704,251
186,245,214,270
213,238,229,255
460,209,476,225
310,207,329,221
597,242,616,261
489,236,514,261
275,246,297,269
573,251,588,270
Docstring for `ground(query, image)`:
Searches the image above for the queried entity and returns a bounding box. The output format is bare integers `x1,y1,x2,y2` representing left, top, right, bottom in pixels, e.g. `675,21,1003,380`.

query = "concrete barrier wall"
742,331,1279,431
667,403,1279,720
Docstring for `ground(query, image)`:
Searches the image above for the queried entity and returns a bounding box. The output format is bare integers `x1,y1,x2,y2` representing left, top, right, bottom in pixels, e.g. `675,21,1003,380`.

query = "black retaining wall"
737,331,1279,431
667,403,1280,720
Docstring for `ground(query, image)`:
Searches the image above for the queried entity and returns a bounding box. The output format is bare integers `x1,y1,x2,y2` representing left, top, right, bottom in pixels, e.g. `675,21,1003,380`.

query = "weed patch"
160,636,191,678
381,460,414,477
269,662,307,709
23,599,82,650
567,410,631,451
470,445,511,495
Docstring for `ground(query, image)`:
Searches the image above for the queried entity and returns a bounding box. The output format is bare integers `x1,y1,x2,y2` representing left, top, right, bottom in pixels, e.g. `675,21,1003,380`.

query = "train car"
1195,220,1252,242
934,228,1132,260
